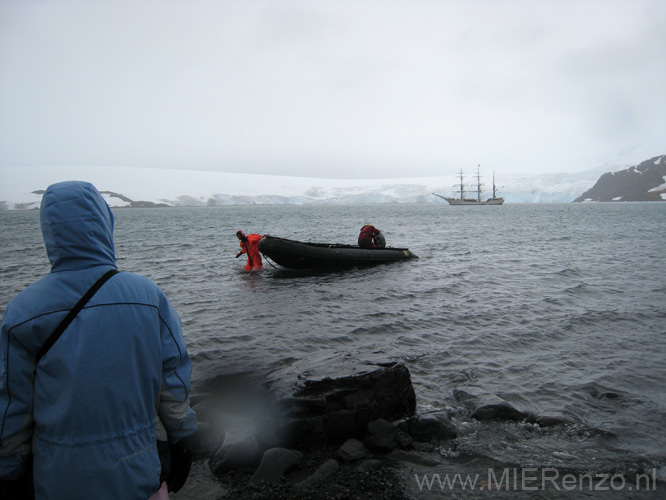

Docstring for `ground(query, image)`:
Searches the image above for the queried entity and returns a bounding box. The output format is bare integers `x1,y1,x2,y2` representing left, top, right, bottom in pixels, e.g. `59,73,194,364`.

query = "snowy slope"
0,164,621,210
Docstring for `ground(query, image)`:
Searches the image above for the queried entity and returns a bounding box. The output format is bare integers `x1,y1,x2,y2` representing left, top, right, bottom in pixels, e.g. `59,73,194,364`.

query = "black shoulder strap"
35,269,119,364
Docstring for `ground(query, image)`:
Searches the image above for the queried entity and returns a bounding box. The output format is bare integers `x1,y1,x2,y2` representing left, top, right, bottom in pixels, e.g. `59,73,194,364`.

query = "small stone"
453,389,476,406
412,442,437,453
386,449,442,467
296,459,340,488
399,413,456,442
249,448,302,484
209,429,262,475
365,419,399,452
395,430,413,448
356,459,383,473
338,438,366,462
367,418,396,435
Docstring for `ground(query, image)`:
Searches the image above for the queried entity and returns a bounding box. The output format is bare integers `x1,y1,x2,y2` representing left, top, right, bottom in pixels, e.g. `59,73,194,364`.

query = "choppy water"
2,203,665,487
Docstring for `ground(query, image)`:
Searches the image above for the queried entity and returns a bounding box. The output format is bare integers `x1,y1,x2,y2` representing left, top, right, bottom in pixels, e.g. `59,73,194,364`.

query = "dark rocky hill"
574,155,666,202
30,189,170,208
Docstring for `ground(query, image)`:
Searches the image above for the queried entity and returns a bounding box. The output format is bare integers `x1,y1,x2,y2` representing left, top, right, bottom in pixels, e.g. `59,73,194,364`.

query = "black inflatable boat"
258,235,418,269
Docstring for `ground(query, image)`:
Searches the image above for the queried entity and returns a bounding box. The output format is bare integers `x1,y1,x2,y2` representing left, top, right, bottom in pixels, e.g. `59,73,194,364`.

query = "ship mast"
492,171,497,199
456,169,464,201
475,165,483,202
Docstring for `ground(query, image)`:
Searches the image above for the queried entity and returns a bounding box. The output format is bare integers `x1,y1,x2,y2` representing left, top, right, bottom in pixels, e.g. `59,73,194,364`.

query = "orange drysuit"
238,233,263,271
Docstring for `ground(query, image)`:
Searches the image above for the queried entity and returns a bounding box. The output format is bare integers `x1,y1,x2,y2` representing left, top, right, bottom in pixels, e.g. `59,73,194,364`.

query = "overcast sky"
1,0,664,179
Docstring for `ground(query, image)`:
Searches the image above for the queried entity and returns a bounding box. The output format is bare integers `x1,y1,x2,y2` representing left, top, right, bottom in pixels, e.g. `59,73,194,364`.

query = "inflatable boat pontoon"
258,235,418,269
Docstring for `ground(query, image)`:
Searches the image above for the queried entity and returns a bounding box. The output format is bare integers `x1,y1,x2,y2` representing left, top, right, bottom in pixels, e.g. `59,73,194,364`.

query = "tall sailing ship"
433,167,504,205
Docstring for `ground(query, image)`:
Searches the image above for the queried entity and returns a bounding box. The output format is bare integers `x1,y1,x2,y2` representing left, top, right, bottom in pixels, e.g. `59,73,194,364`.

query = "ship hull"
444,197,504,205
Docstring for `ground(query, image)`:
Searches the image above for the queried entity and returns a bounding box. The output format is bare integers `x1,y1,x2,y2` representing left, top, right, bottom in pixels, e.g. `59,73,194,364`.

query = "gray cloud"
1,0,664,178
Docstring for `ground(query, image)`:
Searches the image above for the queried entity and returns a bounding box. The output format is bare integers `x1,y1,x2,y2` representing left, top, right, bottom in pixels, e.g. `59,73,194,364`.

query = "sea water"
1,203,665,488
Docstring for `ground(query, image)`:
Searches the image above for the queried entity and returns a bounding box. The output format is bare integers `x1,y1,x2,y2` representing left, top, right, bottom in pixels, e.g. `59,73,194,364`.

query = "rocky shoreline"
171,362,624,500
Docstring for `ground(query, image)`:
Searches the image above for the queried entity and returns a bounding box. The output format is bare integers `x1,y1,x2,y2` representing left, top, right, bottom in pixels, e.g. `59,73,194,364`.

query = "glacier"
0,164,622,210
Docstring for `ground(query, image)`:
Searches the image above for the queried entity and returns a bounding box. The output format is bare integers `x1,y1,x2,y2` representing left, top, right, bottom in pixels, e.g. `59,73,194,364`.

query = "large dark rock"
574,155,666,202
472,402,529,422
454,390,529,422
453,389,572,427
281,363,416,446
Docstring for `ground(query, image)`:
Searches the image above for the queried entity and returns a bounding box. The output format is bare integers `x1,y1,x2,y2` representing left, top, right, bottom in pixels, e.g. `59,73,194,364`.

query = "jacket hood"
40,181,116,272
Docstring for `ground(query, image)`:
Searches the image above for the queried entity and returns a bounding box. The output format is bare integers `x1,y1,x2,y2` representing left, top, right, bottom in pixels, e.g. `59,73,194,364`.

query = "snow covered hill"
0,164,631,210
574,155,666,202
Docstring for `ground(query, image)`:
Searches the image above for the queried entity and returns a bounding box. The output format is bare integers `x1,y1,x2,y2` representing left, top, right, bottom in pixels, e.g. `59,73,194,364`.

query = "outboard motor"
373,232,386,248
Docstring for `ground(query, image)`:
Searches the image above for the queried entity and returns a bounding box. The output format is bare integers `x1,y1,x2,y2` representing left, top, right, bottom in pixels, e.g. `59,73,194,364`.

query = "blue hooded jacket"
0,181,197,499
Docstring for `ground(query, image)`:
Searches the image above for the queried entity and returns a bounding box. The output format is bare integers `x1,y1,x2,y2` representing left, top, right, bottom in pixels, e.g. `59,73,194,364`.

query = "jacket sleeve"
156,294,197,444
0,318,34,480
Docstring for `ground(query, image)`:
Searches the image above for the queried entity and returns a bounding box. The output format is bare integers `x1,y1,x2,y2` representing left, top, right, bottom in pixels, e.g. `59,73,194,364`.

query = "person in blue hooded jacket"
0,181,198,499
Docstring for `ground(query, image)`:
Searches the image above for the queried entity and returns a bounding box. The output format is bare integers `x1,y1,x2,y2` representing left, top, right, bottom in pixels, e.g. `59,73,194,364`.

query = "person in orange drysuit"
236,231,263,270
